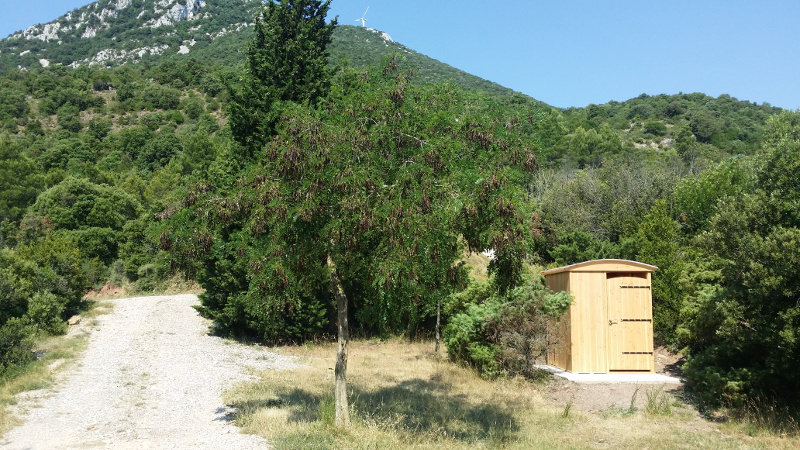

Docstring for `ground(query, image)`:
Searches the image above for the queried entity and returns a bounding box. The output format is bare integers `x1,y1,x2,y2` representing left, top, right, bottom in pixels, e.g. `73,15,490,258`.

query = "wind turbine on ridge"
356,7,369,27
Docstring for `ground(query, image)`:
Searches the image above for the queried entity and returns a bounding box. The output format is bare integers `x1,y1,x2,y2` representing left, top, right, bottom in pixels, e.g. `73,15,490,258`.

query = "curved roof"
541,259,658,275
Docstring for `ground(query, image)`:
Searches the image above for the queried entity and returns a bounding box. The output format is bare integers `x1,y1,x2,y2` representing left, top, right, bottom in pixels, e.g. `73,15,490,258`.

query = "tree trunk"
435,297,441,358
328,255,351,427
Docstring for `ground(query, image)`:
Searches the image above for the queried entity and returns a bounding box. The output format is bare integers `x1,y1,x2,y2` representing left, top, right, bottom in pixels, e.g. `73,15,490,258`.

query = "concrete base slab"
536,365,681,384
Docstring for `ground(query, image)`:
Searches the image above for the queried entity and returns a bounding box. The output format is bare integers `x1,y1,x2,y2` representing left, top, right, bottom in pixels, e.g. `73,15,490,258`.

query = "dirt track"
0,294,297,449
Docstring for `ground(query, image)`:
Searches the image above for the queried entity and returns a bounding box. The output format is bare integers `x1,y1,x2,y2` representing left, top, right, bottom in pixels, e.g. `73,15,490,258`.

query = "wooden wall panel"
569,272,608,373
546,272,571,371
607,273,654,372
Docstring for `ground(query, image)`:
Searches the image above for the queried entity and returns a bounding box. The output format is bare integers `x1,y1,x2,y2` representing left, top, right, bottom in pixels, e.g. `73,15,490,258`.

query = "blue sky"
1,0,798,110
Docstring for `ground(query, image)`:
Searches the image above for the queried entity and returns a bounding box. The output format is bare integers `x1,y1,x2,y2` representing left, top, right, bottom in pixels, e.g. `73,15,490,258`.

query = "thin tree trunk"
328,255,351,427
435,297,441,358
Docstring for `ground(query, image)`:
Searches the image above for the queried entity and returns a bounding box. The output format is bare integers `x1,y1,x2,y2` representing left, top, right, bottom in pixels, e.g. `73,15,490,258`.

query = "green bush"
197,113,219,132
57,103,83,132
677,113,800,410
87,118,112,140
0,249,36,325
138,131,183,172
170,111,185,124
181,96,204,120
0,318,35,377
644,121,667,136
548,231,621,266
443,295,505,377
66,227,120,264
443,280,572,379
206,97,220,112
31,177,141,232
142,83,181,110
135,263,162,292
18,235,88,316
26,291,67,335
107,260,127,287
161,206,332,344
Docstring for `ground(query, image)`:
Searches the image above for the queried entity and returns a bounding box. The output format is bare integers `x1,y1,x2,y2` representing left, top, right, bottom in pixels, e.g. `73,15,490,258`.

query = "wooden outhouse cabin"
542,260,658,374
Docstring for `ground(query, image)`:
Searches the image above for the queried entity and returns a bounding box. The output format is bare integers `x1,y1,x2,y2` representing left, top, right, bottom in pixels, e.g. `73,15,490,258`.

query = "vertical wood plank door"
607,274,654,371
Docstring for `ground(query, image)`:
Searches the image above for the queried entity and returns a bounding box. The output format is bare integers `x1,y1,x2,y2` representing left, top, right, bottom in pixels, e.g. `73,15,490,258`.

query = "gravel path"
1,294,298,449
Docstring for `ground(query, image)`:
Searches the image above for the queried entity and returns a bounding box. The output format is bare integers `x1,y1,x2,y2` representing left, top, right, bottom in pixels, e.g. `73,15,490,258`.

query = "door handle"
609,318,620,325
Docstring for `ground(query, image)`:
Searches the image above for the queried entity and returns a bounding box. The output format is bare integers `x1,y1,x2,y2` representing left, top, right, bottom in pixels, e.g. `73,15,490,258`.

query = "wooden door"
606,273,653,371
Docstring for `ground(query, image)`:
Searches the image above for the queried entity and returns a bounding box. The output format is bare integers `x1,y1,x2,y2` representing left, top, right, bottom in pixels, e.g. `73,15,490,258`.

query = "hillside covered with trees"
1,0,799,428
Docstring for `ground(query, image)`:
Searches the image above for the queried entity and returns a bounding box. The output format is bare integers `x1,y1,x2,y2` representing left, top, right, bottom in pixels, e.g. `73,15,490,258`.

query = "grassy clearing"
462,252,491,282
150,274,205,296
0,299,113,437
225,339,800,449
723,398,800,440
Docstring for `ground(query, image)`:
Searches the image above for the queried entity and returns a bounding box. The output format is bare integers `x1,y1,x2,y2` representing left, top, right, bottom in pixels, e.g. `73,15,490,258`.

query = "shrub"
181,96,204,120
26,291,67,335
0,318,35,377
142,83,181,110
138,131,183,172
31,177,142,232
443,279,572,378
66,227,120,264
87,118,112,140
108,260,127,287
443,296,505,377
644,121,667,136
135,263,162,292
18,234,88,316
57,103,83,132
206,97,220,112
197,113,219,132
492,287,572,378
549,231,621,266
170,111,185,124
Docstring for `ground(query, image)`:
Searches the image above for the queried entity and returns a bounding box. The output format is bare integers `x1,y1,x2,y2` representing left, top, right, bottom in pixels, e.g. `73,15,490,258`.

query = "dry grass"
84,276,204,302
224,339,800,449
0,331,90,436
462,252,491,282
156,274,204,296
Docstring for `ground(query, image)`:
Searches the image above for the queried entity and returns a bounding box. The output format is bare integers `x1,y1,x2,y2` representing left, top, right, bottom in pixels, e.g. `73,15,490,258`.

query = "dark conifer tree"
228,0,337,155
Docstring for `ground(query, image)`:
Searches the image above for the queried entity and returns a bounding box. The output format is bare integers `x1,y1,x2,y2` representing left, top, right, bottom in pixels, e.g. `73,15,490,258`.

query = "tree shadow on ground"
228,375,519,443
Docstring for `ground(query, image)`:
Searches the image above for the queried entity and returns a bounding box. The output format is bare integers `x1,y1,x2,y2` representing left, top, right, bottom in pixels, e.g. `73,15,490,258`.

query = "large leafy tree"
0,138,43,228
165,61,538,426
28,177,142,263
678,111,800,409
228,0,337,154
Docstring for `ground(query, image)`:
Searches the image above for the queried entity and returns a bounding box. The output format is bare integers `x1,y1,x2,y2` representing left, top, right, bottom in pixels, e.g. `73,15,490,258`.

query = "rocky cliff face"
10,0,206,43
0,0,258,70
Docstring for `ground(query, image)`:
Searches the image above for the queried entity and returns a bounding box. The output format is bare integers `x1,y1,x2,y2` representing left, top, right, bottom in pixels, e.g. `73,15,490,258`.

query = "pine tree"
228,0,337,155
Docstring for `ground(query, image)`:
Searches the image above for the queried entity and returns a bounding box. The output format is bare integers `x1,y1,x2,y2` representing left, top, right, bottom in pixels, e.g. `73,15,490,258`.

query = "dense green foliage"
165,59,539,343
0,236,86,375
0,0,797,416
443,277,572,378
0,58,234,373
676,112,800,410
228,0,337,152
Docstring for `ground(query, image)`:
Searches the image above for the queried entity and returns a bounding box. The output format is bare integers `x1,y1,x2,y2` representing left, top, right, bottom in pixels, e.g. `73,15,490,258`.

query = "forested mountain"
0,0,259,70
1,0,798,420
0,0,512,96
